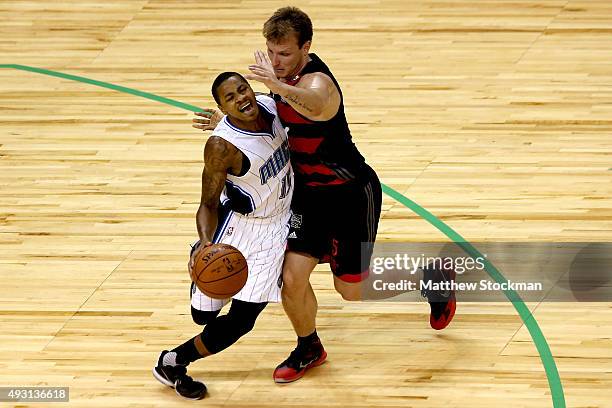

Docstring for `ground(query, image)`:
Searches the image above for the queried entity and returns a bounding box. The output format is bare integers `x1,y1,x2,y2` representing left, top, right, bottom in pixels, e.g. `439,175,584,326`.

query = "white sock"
163,351,178,367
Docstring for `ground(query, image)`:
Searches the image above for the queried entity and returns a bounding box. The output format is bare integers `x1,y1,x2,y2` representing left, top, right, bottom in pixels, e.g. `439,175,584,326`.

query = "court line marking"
0,64,201,112
0,64,566,408
382,185,564,408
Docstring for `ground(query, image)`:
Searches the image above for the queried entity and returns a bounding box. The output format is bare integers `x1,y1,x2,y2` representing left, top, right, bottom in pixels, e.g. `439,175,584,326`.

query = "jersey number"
279,169,292,200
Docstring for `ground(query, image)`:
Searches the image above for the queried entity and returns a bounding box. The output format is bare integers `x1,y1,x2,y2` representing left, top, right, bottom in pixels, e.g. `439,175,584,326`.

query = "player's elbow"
197,202,218,216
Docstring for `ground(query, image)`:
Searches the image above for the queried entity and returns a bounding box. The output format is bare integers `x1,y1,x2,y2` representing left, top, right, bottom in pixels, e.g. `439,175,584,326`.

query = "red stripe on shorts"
337,268,370,283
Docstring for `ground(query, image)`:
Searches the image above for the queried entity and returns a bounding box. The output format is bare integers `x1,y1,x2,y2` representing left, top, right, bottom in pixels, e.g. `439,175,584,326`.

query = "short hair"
211,72,248,105
263,6,313,48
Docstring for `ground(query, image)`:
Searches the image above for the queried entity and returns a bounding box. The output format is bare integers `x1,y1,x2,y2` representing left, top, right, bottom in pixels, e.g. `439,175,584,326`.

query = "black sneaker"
153,351,207,400
421,261,457,330
273,341,327,383
153,351,186,386
175,375,207,400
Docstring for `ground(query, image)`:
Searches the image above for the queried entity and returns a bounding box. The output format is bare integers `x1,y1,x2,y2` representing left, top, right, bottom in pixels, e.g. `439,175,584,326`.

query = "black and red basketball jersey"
271,53,367,187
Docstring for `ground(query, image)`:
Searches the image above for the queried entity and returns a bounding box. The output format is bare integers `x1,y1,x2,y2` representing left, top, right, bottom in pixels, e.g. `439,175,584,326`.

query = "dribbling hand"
188,241,213,273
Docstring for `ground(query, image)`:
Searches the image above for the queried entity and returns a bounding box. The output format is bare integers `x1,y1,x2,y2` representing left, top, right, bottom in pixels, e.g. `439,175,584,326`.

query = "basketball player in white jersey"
153,72,293,400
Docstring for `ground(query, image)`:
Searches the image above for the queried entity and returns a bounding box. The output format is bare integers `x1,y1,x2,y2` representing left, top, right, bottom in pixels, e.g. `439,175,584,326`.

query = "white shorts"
191,209,290,312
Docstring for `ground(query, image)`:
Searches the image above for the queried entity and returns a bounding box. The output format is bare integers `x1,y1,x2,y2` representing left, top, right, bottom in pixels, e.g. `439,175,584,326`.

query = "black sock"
297,330,319,348
171,334,204,366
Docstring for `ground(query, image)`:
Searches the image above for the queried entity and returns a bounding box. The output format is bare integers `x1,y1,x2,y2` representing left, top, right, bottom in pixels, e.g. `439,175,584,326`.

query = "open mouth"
239,101,254,113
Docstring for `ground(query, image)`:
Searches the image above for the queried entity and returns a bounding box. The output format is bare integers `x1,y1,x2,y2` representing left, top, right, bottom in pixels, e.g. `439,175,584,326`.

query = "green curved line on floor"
0,64,203,113
382,185,564,408
0,63,565,408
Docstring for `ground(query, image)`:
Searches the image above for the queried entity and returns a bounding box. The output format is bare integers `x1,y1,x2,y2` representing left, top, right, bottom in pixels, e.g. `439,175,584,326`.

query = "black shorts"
287,165,382,282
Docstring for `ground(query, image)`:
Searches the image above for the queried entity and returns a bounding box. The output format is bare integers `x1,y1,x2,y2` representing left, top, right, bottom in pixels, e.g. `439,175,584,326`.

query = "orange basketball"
190,243,248,299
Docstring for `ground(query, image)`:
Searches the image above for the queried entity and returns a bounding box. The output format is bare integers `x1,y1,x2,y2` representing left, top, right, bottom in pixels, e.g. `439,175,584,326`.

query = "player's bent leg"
154,300,266,399
274,251,326,384
200,299,267,354
332,275,362,301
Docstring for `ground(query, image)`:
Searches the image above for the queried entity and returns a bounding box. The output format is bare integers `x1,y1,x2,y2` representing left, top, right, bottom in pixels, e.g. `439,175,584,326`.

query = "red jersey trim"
277,102,313,124
296,163,337,176
290,137,323,154
306,179,349,187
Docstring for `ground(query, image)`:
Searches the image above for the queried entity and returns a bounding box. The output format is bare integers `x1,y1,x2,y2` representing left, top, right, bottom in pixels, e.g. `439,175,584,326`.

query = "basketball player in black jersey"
194,7,457,384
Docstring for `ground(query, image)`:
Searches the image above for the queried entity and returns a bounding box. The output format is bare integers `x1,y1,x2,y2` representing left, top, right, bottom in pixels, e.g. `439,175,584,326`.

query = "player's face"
216,76,259,122
267,33,311,80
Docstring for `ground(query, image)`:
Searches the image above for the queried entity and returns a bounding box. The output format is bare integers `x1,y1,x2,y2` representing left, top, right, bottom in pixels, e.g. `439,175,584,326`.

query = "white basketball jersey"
191,95,292,307
212,94,293,218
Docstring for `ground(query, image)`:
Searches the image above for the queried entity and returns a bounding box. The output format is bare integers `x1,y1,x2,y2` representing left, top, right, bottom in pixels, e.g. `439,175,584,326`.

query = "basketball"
190,243,248,299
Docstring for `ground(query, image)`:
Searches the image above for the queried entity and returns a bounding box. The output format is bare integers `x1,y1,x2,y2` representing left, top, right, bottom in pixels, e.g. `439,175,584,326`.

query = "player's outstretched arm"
246,50,340,121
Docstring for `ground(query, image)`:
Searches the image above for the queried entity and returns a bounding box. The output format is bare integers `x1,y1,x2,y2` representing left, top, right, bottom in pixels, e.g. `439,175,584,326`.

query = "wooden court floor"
1,1,611,407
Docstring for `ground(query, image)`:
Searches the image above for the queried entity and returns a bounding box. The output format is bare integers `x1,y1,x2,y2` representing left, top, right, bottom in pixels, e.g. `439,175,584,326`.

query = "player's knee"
235,311,259,335
281,280,308,304
236,316,257,336
227,300,266,337
281,252,317,299
338,288,361,301
334,280,361,301
281,270,309,295
191,306,220,325
226,312,257,338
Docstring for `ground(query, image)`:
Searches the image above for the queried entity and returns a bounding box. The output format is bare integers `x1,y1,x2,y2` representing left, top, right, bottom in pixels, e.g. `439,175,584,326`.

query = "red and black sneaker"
273,340,327,383
421,261,457,330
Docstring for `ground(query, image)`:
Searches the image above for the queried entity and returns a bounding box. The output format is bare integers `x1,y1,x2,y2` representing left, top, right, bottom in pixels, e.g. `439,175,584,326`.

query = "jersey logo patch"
290,214,302,229
259,140,290,185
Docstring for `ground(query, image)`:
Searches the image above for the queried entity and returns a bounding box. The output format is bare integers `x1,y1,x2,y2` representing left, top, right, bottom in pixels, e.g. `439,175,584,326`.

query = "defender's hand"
246,50,283,93
193,108,223,131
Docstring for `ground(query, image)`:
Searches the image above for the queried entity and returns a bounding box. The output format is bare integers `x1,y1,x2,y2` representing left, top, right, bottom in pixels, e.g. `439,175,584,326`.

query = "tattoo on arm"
197,136,242,242
283,93,315,113
201,138,232,204
200,166,226,207
280,74,338,119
